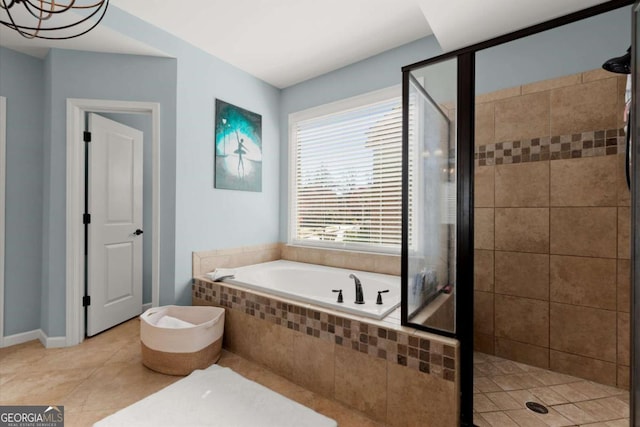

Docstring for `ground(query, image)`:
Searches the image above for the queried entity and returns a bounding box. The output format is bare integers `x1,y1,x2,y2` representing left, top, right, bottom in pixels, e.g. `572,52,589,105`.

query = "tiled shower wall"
473,68,631,389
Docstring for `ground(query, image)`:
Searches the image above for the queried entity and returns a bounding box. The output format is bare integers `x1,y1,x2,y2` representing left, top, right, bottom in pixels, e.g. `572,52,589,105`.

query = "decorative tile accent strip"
475,128,626,167
193,278,456,382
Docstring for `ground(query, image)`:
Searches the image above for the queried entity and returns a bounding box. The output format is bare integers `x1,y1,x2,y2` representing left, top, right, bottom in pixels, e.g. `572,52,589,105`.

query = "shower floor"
473,352,629,426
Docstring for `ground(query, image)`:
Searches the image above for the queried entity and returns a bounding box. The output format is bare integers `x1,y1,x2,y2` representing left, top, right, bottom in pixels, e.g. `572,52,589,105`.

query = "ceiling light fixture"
0,0,109,40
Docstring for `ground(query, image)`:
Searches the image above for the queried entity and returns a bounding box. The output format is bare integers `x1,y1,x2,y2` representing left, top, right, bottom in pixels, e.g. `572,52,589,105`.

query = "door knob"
134,229,144,236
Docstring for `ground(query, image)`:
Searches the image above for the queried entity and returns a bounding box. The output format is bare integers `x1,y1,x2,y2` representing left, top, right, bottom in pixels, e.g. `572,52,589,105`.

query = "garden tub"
221,260,400,320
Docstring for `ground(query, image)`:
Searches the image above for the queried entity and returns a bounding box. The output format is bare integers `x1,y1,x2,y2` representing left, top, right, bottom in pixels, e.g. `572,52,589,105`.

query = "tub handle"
332,289,344,303
376,290,389,305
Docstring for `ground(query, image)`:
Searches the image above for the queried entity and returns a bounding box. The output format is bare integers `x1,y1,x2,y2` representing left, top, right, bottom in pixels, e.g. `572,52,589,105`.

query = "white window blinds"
291,96,402,251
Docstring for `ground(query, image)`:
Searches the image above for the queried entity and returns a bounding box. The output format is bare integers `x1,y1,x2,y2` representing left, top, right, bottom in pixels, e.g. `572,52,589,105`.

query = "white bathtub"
223,260,400,320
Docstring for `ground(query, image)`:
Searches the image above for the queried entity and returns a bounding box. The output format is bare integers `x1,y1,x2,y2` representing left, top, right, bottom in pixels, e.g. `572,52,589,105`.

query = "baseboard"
142,303,152,312
1,329,40,347
0,329,68,349
38,330,66,348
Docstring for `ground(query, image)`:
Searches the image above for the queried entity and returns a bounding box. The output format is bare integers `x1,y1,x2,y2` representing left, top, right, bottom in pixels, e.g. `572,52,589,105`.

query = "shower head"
602,46,631,75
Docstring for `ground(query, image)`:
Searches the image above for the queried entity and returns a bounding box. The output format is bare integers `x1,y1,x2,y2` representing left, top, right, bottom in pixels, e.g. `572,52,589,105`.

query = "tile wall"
473,68,631,388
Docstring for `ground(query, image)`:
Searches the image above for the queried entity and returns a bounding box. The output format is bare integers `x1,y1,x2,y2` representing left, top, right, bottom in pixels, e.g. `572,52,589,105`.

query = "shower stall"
402,1,638,426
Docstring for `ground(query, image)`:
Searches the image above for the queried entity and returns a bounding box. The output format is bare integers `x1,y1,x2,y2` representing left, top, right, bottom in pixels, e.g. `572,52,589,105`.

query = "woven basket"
140,305,225,376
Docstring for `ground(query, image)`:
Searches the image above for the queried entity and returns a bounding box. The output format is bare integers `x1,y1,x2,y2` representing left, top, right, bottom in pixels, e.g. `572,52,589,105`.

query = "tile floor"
474,352,630,427
1,318,631,427
0,318,383,427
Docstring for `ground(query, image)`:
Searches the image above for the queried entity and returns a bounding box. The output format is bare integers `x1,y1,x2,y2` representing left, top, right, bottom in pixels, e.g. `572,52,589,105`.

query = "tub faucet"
349,274,365,304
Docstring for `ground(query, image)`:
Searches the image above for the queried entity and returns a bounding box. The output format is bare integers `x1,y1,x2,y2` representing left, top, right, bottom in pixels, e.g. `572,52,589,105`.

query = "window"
289,87,402,253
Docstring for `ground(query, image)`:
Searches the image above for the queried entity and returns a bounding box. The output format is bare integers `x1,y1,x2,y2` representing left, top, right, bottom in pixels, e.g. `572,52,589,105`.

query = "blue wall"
278,37,443,242
476,6,631,94
40,49,177,336
102,7,282,306
0,47,44,336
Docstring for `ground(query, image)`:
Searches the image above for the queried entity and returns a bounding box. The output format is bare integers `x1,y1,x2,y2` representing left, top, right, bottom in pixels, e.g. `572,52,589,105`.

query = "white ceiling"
109,0,432,88
0,8,167,59
418,0,612,52
1,0,612,88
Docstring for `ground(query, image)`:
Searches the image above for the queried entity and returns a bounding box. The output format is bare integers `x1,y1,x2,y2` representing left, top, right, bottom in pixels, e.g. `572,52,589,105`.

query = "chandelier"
0,0,109,40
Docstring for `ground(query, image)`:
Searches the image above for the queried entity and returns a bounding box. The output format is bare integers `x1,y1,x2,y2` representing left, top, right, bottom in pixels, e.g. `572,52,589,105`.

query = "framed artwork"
214,99,262,191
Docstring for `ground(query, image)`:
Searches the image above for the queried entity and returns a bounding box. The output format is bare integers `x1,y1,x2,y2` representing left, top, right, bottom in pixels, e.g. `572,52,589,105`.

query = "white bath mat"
93,364,337,427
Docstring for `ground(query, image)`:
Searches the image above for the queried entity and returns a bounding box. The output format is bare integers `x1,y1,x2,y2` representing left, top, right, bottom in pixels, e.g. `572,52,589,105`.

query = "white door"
86,113,143,337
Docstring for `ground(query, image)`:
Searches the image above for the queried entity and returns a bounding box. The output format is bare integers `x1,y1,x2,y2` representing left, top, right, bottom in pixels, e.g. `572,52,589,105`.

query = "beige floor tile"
105,340,143,365
475,376,504,393
61,362,179,412
529,407,574,427
594,396,630,419
494,360,528,375
481,410,520,426
492,375,527,391
513,374,546,389
549,383,592,402
553,403,597,424
575,399,623,423
604,419,630,427
37,348,118,372
473,393,500,413
513,361,547,374
476,362,508,377
0,341,48,375
486,391,522,410
0,367,94,405
475,352,492,363
506,390,538,405
616,392,630,404
528,387,570,406
0,372,16,388
474,413,493,427
473,352,629,426
567,380,626,400
504,409,548,427
534,371,582,386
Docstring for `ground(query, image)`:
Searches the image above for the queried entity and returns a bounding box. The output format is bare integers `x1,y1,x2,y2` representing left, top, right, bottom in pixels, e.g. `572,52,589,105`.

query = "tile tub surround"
192,243,401,278
473,69,631,389
193,278,459,426
192,243,282,278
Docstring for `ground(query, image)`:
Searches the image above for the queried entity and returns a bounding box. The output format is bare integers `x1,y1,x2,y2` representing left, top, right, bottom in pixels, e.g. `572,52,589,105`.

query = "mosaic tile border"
475,128,626,167
193,278,456,382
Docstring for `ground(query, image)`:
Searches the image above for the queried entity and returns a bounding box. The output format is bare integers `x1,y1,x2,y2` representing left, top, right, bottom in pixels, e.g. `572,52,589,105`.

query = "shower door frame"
401,1,635,425
631,3,640,425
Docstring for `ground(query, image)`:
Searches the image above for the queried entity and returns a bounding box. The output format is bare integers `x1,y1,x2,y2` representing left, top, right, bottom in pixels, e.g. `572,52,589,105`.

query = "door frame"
66,98,160,346
0,97,6,348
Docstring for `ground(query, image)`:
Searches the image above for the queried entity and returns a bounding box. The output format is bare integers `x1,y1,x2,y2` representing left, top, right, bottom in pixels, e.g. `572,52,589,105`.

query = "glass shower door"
404,58,458,334
402,53,474,426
